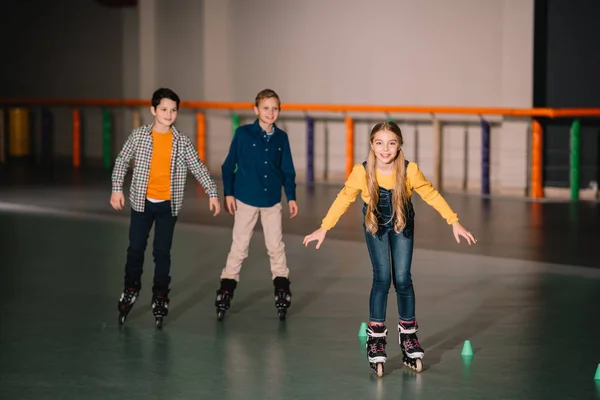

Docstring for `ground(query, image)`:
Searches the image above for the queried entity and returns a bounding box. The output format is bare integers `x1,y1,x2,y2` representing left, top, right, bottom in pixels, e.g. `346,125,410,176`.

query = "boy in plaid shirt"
110,88,220,327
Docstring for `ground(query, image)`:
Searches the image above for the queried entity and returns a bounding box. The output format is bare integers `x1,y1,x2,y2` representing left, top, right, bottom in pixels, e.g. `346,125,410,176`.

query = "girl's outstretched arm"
304,164,364,249
408,162,477,245
407,162,458,224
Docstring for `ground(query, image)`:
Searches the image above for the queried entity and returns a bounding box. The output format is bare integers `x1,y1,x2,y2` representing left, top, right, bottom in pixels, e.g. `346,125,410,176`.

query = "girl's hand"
452,222,477,245
303,228,327,249
209,197,220,216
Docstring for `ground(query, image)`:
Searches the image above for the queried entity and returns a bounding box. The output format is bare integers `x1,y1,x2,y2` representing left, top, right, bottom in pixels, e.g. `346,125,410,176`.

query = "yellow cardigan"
321,162,459,230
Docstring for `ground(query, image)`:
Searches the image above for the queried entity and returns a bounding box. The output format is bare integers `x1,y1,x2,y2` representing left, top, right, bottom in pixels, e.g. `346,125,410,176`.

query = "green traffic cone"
461,340,474,357
594,364,600,380
358,322,368,338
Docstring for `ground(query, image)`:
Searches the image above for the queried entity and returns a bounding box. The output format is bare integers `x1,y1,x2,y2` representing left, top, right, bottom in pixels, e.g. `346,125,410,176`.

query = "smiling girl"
303,121,476,376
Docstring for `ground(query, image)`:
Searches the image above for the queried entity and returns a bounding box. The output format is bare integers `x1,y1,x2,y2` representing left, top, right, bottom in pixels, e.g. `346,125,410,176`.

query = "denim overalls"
361,160,417,323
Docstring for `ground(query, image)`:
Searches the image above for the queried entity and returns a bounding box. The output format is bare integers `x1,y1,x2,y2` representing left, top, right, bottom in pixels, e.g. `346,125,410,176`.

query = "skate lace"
370,342,385,353
220,291,231,300
123,289,137,304
276,290,290,301
404,336,421,350
153,297,168,308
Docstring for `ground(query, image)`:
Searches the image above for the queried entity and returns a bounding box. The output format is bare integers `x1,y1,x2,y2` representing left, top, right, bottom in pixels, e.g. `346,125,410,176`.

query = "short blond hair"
255,89,280,107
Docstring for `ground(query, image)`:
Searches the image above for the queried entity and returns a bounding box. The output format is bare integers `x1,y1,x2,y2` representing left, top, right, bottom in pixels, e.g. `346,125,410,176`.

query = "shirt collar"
253,119,277,135
144,123,182,139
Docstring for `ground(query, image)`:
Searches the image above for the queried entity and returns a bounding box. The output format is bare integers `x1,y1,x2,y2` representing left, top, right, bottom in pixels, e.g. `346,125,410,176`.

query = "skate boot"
117,287,139,325
151,294,169,329
398,320,424,372
273,277,292,321
215,279,237,321
366,324,387,377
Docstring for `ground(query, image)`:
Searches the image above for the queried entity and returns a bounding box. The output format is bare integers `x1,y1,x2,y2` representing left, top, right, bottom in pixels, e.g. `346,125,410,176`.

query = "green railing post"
232,113,239,137
103,109,111,169
570,119,580,200
232,113,240,172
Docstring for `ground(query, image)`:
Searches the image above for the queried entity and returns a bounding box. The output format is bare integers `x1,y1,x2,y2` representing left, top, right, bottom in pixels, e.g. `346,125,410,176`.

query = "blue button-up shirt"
222,119,296,207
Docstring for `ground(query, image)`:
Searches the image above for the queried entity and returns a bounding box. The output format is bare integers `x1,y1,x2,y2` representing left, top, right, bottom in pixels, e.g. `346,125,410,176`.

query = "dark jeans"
124,200,177,296
363,194,416,323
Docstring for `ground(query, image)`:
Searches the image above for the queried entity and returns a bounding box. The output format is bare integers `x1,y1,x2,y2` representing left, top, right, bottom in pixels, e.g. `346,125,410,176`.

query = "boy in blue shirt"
215,89,298,320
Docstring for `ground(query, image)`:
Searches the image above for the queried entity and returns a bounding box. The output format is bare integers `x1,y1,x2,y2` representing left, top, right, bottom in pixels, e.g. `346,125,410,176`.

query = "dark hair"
255,88,280,107
152,88,180,109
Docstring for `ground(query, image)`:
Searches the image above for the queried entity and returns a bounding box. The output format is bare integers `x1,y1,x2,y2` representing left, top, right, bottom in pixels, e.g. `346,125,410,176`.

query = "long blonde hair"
364,121,410,235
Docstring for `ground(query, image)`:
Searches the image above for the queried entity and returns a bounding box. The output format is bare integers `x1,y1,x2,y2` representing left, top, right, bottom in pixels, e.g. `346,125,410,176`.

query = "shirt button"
264,161,267,164
264,188,267,191
264,175,267,178
265,149,268,151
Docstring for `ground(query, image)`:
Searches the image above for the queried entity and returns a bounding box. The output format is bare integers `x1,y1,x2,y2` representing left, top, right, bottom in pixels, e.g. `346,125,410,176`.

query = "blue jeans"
363,200,416,323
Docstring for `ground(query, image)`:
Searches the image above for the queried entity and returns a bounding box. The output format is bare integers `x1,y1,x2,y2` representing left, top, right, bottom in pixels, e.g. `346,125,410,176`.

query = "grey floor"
1,163,600,400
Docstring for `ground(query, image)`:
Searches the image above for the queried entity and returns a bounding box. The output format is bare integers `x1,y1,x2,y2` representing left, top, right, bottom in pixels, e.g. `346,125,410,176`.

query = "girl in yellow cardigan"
303,121,476,376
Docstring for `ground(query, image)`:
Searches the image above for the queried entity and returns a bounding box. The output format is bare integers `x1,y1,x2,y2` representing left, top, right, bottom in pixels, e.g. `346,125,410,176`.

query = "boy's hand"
209,197,220,216
303,228,327,249
225,196,237,215
289,200,298,218
110,192,125,210
451,222,477,245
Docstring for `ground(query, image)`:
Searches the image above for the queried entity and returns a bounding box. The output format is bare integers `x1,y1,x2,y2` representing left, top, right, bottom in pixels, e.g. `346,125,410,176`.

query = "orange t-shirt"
146,130,173,200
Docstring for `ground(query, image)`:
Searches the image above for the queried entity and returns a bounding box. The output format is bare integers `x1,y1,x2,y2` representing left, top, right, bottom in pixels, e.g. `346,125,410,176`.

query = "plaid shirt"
111,123,218,216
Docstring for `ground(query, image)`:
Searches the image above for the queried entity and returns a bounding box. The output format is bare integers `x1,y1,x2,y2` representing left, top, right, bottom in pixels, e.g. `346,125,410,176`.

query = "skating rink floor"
1,163,600,400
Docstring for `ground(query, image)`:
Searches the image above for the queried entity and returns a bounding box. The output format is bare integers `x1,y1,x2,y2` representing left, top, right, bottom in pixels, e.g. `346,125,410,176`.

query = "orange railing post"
73,109,81,168
196,112,206,162
531,120,543,199
345,116,354,179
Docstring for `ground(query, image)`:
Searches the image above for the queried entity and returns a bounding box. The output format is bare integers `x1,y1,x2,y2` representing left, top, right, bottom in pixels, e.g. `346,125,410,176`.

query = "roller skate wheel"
118,313,126,325
217,310,226,321
414,358,423,372
376,363,384,377
155,317,163,329
278,309,286,321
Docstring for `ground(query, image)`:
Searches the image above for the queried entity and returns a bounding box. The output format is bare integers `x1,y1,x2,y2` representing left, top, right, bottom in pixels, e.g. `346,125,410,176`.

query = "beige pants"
220,200,289,281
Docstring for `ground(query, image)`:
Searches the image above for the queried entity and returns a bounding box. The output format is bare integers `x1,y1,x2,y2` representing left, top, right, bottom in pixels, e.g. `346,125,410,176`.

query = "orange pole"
73,109,81,168
345,116,354,179
531,120,543,199
196,112,206,162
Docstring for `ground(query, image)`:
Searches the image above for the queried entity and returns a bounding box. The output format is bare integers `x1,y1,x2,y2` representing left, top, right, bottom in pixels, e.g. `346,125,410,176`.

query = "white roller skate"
366,324,387,377
398,320,424,372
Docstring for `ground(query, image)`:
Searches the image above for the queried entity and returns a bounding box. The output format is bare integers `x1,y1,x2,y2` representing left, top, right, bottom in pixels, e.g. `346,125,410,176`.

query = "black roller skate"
398,320,424,372
366,324,387,377
152,295,169,329
215,279,237,321
273,277,291,321
118,287,139,325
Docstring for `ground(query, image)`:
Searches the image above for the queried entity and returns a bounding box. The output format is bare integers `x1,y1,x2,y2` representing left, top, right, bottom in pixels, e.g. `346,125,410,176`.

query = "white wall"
198,0,534,194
